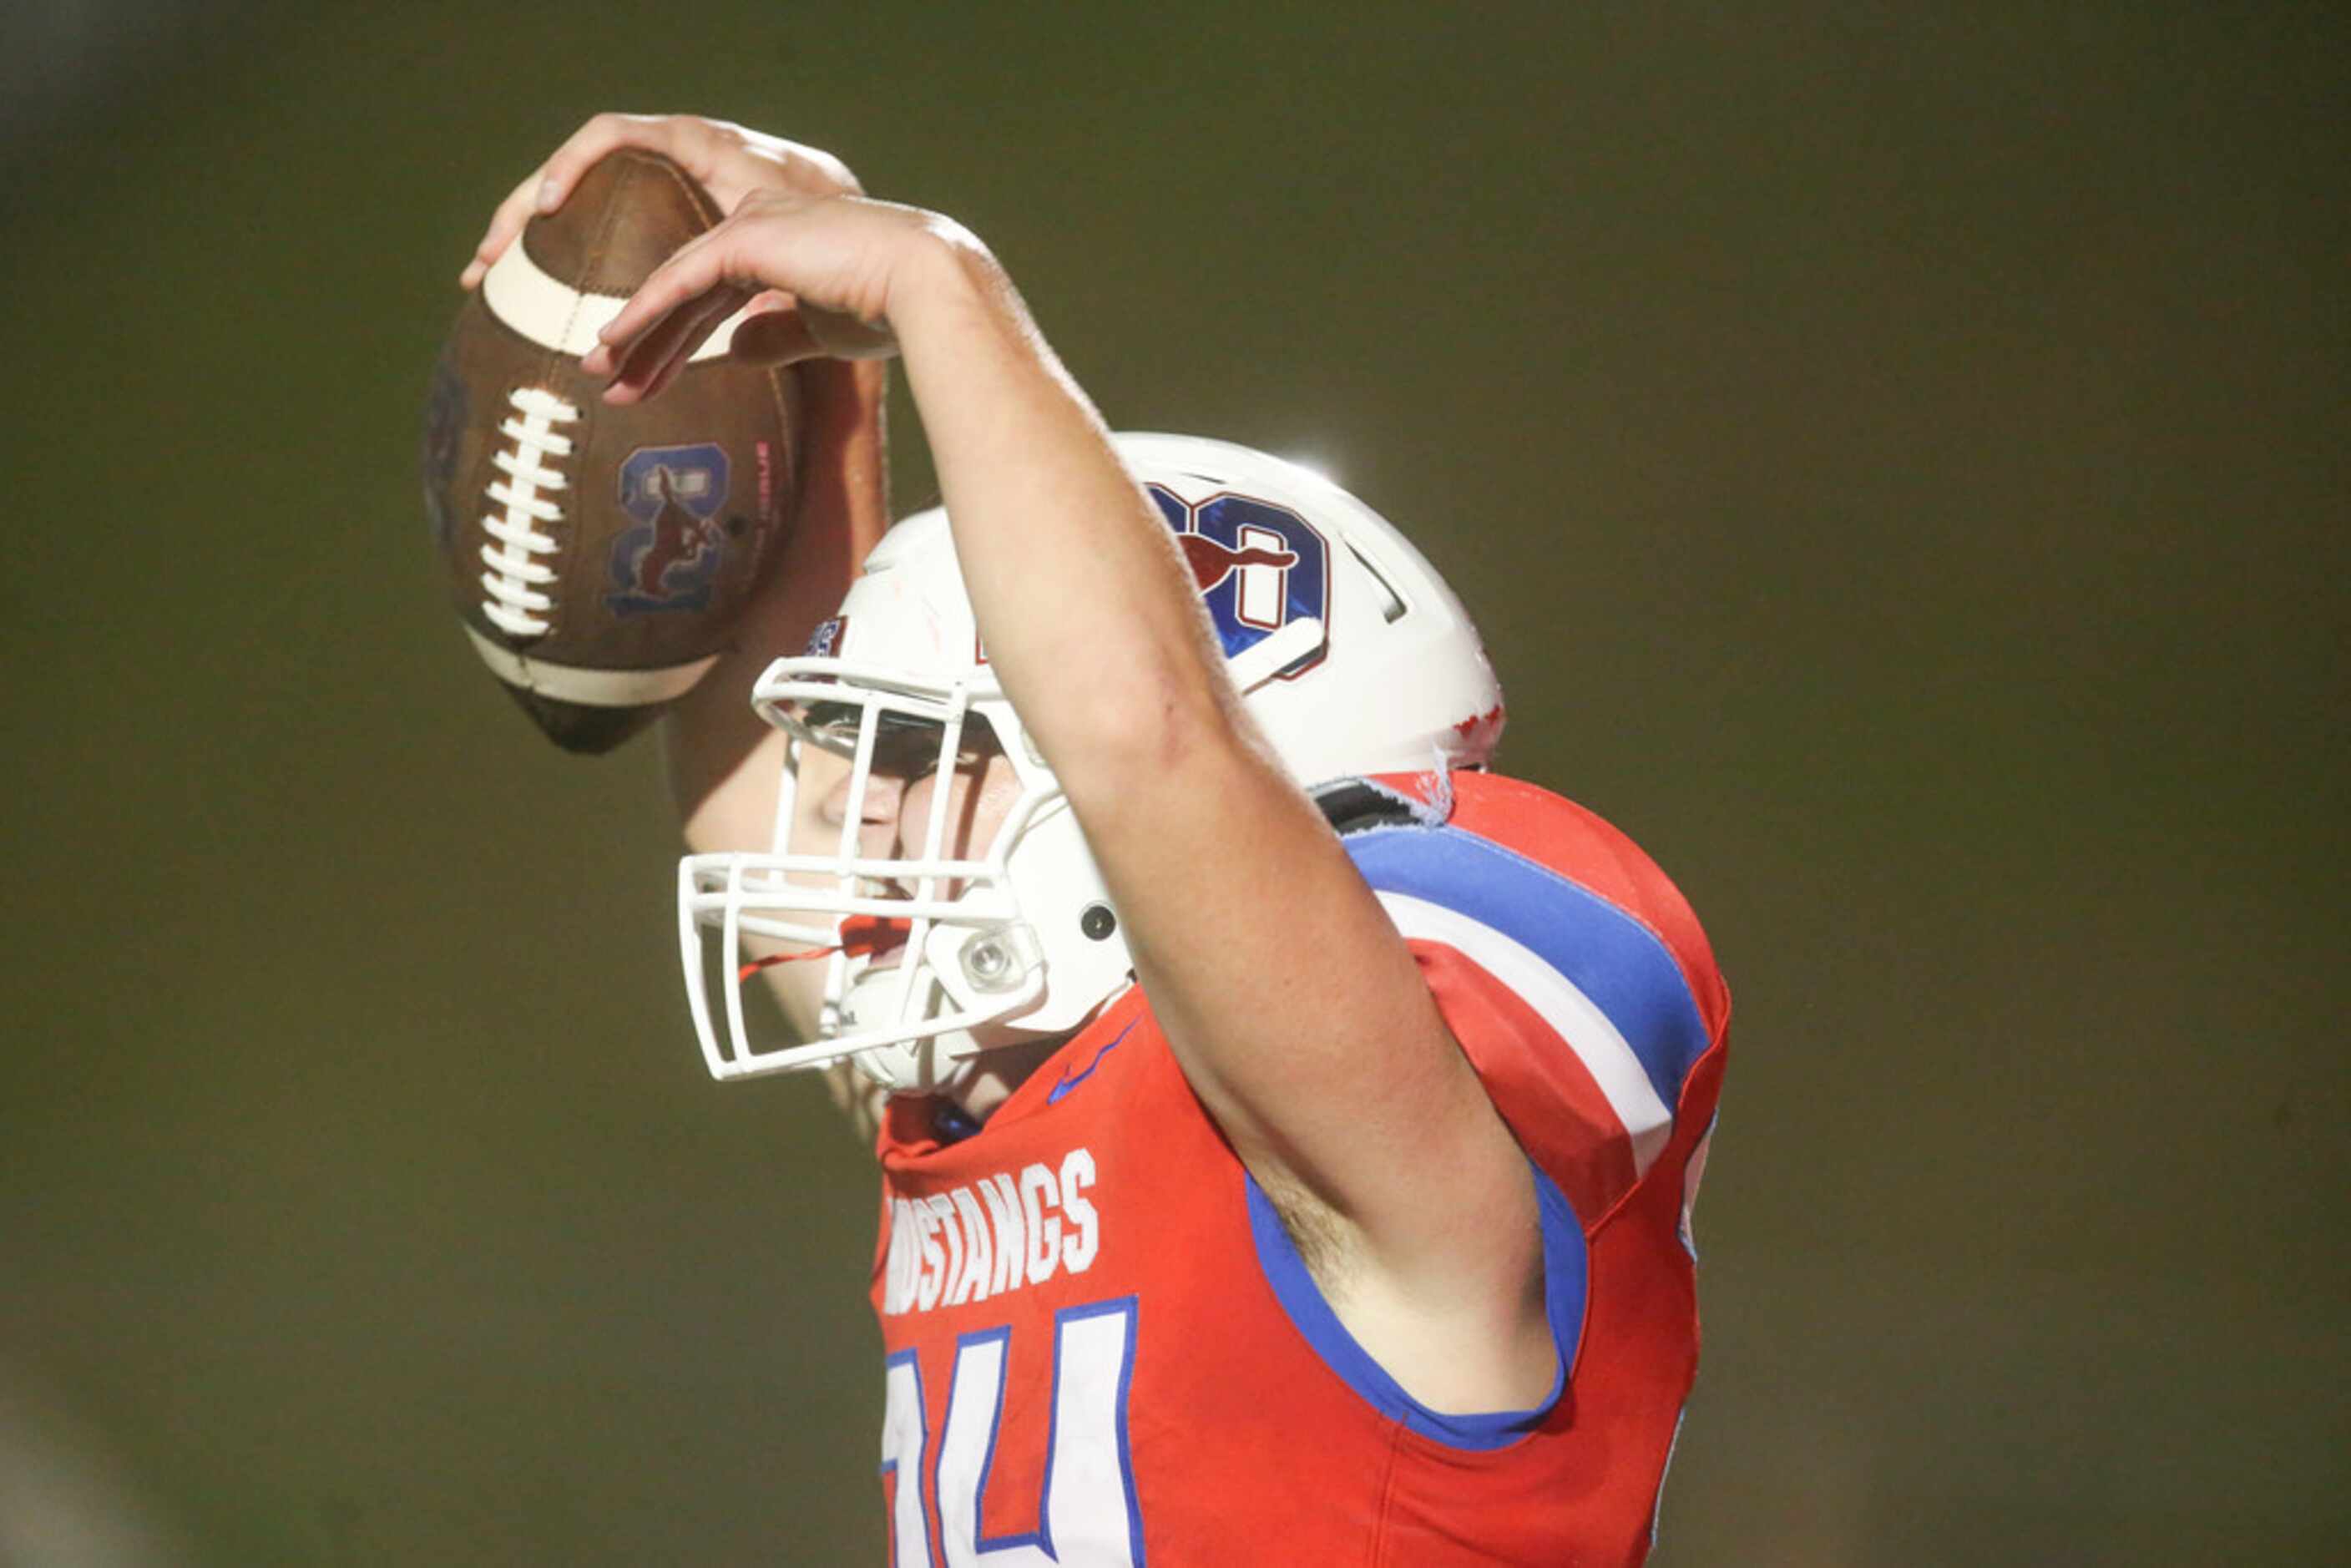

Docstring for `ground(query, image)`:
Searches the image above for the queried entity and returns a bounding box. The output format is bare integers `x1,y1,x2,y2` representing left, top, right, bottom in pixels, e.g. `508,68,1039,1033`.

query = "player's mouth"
839,913,913,964
732,907,910,986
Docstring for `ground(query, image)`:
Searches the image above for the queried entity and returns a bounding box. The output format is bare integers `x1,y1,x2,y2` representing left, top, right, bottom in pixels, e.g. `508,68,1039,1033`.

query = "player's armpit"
1104,740,1557,1414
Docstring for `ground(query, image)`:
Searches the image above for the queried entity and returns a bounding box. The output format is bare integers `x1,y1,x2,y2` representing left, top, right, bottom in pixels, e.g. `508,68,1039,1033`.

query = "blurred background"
2,1,2342,1562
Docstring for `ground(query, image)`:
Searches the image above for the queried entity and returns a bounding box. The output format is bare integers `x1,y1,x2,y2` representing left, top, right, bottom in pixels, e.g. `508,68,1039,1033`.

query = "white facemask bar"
677,620,1329,1084
677,659,1061,1081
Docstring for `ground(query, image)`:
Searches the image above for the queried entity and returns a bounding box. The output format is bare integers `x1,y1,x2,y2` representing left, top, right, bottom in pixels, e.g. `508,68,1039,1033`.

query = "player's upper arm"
1081,727,1539,1296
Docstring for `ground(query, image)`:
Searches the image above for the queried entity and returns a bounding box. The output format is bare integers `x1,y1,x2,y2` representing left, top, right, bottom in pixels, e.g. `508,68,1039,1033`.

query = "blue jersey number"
882,1298,1145,1567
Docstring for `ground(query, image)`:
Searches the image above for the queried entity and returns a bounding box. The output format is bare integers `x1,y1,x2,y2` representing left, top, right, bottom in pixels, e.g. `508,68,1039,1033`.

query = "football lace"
478,386,579,637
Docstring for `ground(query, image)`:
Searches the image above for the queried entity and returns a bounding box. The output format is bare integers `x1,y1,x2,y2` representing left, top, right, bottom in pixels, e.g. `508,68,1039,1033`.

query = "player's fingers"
727,304,824,367
602,285,752,405
588,321,668,402
470,114,699,291
581,281,681,381
461,118,834,291
599,200,788,358
602,331,692,406
539,112,780,220
642,287,753,398
459,112,647,288
591,293,702,393
459,169,549,289
630,338,698,406
583,226,733,370
532,112,682,215
590,193,843,383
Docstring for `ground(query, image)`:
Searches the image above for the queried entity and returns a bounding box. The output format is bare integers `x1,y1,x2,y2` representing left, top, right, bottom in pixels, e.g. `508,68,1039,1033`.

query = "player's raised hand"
458,114,862,291
581,188,982,405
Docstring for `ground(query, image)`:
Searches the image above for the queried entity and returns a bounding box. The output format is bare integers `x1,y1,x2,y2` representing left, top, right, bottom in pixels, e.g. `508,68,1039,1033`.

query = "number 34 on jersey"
882,1296,1143,1568
878,1146,1143,1565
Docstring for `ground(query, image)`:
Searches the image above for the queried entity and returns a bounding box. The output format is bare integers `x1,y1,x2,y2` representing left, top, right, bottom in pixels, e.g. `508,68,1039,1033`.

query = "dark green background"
3,2,2341,1562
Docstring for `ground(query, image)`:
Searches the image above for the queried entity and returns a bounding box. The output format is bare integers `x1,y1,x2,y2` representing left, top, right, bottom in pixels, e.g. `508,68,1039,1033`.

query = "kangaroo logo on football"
1147,483,1330,677
606,443,732,616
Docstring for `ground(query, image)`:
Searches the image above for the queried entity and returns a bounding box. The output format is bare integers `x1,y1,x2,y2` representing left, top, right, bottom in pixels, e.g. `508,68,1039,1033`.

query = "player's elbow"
1047,663,1251,812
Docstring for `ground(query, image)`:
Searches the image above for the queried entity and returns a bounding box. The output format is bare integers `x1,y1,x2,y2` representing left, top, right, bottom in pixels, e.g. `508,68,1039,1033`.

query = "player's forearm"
664,357,889,852
884,242,1407,1142
884,226,1541,1310
886,240,1246,802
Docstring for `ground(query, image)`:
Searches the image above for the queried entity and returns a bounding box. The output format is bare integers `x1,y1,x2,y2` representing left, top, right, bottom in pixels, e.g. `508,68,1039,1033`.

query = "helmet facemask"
675,431,1504,1100
678,657,1132,1095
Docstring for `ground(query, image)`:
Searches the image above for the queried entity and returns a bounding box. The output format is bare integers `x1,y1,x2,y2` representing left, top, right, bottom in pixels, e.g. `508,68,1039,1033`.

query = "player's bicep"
1101,747,1533,1275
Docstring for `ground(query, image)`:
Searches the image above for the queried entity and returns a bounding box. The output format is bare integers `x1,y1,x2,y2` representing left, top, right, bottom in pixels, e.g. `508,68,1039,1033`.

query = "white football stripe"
1378,891,1674,1175
481,238,753,363
463,623,716,706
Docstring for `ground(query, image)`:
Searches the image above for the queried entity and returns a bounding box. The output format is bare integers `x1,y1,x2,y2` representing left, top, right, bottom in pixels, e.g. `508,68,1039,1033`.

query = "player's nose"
889,772,958,860
817,767,907,832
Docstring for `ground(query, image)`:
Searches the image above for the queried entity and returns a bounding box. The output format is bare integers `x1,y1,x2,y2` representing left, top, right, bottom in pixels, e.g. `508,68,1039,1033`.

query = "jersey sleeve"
1339,771,1730,1228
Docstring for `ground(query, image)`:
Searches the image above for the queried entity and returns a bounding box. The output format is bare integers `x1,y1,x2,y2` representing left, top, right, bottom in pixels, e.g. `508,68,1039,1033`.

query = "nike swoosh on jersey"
1046,1019,1139,1104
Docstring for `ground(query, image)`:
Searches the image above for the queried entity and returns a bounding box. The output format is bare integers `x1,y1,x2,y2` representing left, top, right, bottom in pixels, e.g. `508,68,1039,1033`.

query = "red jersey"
867,771,1731,1565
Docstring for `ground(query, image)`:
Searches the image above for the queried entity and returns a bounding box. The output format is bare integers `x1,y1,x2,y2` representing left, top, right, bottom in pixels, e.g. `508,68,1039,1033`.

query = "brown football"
422,149,801,754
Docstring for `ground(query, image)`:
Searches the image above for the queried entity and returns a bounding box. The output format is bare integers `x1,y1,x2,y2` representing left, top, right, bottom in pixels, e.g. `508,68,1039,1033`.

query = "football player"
465,114,1729,1565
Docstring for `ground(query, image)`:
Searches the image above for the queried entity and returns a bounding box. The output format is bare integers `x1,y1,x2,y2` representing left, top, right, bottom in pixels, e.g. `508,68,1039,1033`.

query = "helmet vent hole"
1345,540,1408,624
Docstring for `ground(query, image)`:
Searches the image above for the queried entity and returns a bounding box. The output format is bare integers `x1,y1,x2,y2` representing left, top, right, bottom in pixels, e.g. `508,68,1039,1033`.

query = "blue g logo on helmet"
1147,486,1330,676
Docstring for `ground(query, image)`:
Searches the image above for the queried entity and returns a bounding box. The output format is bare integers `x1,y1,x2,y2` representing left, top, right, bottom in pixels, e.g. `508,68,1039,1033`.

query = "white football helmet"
677,432,1504,1094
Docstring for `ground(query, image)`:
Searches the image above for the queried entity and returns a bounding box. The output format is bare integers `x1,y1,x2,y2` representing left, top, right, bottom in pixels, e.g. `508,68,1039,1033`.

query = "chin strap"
736,914,911,984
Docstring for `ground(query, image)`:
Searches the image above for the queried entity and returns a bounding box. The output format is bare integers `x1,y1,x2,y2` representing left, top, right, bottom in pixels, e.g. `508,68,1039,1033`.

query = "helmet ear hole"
1080,903,1117,941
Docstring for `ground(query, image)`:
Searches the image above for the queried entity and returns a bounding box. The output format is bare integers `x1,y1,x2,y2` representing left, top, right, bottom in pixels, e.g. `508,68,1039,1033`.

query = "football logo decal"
606,443,732,616
1148,484,1330,675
